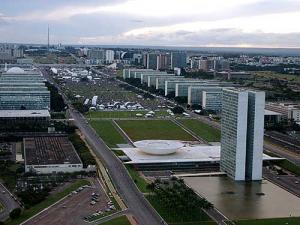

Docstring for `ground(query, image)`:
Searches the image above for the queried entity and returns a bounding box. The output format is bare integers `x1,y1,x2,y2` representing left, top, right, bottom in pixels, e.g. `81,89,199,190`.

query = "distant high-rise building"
157,53,171,70
87,49,105,60
105,50,115,63
220,88,265,181
171,52,187,69
146,53,159,70
200,59,214,71
133,53,142,65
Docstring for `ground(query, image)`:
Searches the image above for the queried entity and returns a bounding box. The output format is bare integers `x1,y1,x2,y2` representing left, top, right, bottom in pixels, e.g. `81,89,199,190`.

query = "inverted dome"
6,67,25,74
134,140,184,155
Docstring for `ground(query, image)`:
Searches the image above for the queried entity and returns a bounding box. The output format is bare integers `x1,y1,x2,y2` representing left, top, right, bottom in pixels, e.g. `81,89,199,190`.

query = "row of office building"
123,68,234,111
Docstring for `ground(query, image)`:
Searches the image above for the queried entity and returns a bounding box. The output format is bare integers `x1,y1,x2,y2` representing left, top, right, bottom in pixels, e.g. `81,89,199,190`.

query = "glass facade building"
0,69,50,110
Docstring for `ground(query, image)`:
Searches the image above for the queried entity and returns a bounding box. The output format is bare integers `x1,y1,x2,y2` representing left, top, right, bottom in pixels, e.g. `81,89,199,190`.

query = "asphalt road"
40,68,165,225
0,184,19,222
70,110,164,225
263,167,300,197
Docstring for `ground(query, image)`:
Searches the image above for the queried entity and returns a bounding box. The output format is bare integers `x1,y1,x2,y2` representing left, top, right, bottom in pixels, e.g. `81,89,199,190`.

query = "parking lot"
23,178,116,225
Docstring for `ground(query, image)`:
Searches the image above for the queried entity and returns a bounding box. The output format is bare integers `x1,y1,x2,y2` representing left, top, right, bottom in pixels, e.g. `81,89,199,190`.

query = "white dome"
134,140,184,155
6,67,25,74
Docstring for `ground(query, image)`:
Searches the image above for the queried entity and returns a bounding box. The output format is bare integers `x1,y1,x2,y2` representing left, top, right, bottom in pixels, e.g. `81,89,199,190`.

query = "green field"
125,165,149,193
256,71,300,84
6,179,90,225
100,216,131,225
87,110,169,119
178,119,221,142
90,120,127,148
236,217,300,225
117,120,196,141
146,195,216,225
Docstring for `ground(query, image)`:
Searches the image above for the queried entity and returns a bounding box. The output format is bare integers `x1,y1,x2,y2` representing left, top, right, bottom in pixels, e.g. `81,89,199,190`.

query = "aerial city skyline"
1,0,300,48
0,1,300,225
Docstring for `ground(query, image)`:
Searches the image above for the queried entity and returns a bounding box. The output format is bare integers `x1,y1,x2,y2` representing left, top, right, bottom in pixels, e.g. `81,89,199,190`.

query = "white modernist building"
147,74,175,87
156,76,185,90
202,91,223,111
188,86,223,105
105,50,115,63
116,140,278,171
123,69,154,79
220,88,265,181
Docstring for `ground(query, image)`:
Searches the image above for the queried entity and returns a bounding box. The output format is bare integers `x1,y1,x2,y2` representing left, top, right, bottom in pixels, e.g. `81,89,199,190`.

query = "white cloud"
10,0,263,21
123,11,300,36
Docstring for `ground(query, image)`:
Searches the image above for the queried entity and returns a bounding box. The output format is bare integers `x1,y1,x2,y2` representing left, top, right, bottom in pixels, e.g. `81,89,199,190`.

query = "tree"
172,106,184,114
191,104,202,110
9,208,21,219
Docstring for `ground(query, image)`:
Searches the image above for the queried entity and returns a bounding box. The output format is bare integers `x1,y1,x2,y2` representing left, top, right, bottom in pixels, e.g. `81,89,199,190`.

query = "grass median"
99,215,131,225
177,119,221,142
125,165,149,193
90,120,127,148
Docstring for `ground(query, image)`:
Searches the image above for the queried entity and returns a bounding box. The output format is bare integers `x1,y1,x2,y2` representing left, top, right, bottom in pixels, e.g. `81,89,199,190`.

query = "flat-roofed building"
24,136,83,174
147,74,175,87
188,86,223,105
220,89,265,181
164,79,199,96
156,76,185,90
0,109,50,125
140,72,168,84
265,102,300,122
217,71,254,80
0,67,50,110
202,91,223,111
0,90,50,110
171,52,187,69
122,68,154,79
175,81,224,97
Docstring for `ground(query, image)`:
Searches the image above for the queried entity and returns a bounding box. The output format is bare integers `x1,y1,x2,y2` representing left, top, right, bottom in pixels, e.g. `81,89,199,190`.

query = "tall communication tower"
47,25,50,51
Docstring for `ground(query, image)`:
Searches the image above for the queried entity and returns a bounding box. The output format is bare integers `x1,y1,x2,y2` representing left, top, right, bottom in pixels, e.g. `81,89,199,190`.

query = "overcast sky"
1,0,300,48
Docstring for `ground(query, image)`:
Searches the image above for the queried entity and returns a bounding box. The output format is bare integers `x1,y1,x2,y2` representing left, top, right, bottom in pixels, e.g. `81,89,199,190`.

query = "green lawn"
100,216,131,225
125,165,149,193
86,110,169,119
276,159,300,176
235,217,300,225
146,195,216,225
178,119,221,142
90,120,127,148
6,179,90,225
117,120,196,141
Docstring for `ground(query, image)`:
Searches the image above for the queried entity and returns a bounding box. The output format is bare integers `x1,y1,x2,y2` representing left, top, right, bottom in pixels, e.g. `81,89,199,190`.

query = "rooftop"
24,136,82,166
0,110,50,118
116,144,280,164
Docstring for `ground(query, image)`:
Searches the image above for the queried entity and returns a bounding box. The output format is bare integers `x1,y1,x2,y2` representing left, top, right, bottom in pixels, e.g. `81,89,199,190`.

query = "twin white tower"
220,88,265,181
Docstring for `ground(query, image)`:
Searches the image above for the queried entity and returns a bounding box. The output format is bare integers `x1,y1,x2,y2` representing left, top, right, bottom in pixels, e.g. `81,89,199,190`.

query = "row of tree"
147,178,213,222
